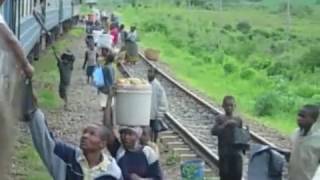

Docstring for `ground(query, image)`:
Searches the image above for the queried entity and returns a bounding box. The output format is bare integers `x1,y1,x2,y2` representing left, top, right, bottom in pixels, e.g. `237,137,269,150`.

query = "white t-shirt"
0,14,5,24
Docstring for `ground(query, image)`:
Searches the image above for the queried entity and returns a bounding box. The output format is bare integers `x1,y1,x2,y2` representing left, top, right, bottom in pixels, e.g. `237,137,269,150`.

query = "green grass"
140,32,296,132
33,27,85,108
14,139,51,179
117,5,320,134
80,4,92,15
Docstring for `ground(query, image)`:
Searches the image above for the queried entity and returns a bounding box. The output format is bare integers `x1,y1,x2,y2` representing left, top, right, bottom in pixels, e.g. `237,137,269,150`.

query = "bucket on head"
180,160,205,180
115,86,152,126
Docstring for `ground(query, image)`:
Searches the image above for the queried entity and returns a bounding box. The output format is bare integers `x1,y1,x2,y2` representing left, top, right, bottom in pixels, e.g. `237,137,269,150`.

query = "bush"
142,20,168,35
278,3,314,18
270,41,287,55
223,24,233,31
300,46,320,73
225,40,256,59
267,61,290,76
202,55,213,64
252,29,270,39
236,21,251,34
295,86,319,98
214,51,225,64
254,91,279,116
311,94,320,106
168,34,186,48
249,56,272,70
279,95,297,113
211,21,217,27
292,6,314,18
277,28,285,32
240,68,256,79
223,62,238,74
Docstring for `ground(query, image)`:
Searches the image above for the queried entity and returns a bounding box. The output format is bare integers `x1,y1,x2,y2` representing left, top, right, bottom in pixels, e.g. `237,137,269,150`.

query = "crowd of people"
0,1,320,179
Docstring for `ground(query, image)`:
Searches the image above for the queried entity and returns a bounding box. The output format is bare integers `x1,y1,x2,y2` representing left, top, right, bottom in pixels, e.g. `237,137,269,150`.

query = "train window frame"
25,0,28,17
20,0,24,18
30,0,33,15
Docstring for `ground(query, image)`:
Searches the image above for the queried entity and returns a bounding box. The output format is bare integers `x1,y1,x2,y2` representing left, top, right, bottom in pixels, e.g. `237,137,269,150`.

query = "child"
211,96,244,180
141,126,160,157
82,43,98,84
58,49,75,110
288,104,320,180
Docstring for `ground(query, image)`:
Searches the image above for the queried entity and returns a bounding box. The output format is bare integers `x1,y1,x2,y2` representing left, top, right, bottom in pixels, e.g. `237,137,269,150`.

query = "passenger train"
0,0,83,107
0,0,82,59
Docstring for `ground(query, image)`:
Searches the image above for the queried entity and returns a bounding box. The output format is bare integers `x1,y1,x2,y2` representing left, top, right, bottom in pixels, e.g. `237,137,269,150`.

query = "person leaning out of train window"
105,122,163,180
211,96,244,180
148,68,169,143
24,89,122,180
288,104,320,180
0,0,33,78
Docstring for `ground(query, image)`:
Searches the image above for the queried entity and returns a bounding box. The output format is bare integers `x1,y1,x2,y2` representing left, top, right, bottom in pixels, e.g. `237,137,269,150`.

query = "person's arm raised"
26,92,66,179
0,24,33,78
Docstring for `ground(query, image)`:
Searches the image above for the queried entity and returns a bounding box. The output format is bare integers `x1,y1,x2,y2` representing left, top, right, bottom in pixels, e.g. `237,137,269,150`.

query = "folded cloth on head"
119,126,143,138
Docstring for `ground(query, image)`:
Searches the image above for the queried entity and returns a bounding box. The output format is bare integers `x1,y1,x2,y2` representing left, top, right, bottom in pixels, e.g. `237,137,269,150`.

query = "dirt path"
45,40,102,144
10,34,181,179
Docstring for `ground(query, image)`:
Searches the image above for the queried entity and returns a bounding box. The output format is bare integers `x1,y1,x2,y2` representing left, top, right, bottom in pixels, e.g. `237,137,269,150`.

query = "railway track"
117,52,291,179
118,62,220,179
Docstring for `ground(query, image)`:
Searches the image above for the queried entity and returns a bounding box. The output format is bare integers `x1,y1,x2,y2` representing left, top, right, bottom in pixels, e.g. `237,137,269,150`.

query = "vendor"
105,123,163,180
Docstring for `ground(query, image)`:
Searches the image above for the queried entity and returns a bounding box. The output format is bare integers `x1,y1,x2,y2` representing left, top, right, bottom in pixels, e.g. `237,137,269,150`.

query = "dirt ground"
10,35,181,179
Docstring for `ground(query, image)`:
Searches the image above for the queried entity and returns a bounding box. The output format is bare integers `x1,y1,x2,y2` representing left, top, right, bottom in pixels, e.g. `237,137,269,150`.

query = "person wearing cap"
106,125,163,180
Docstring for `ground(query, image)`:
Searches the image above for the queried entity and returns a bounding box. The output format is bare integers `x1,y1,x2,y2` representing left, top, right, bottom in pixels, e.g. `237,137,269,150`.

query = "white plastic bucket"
115,87,152,126
98,33,113,49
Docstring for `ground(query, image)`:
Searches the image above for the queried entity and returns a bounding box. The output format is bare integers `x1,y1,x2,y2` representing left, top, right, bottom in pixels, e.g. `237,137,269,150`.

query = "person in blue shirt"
106,125,163,180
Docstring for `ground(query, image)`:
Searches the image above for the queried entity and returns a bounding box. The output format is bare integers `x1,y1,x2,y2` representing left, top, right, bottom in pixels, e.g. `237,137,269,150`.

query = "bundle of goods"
98,33,113,49
144,48,160,61
115,78,152,126
92,30,103,45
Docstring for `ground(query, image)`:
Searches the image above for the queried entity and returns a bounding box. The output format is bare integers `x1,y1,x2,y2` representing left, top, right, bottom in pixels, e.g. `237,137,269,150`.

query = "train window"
20,0,24,17
25,0,29,16
30,0,33,14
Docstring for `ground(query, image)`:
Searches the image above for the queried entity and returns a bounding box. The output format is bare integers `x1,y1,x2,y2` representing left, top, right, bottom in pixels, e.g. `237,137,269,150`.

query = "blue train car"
44,0,60,31
15,0,41,55
1,0,15,31
1,0,82,56
60,0,73,23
